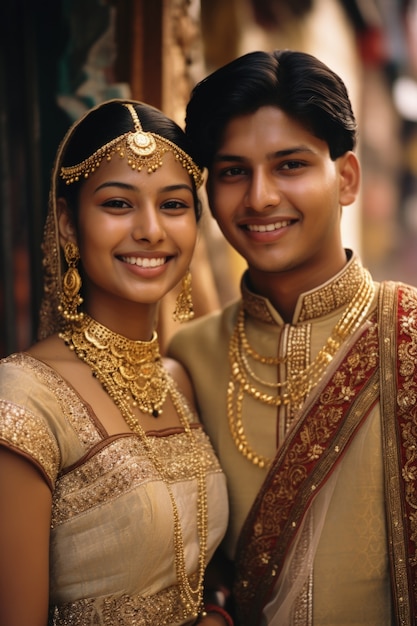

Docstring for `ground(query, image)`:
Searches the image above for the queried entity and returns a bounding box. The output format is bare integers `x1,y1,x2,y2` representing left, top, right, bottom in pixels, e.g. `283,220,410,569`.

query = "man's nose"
244,170,281,212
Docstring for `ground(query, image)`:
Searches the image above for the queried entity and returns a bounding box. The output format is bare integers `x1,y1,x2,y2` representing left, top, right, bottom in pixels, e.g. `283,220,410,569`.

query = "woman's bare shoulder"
26,334,74,364
163,356,198,412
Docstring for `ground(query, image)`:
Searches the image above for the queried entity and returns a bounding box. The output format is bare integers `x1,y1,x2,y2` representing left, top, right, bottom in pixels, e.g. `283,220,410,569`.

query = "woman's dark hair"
57,100,203,221
185,49,358,166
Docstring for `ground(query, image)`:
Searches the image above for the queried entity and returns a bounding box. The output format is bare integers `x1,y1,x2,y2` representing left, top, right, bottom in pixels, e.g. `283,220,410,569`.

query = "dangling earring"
173,269,194,323
58,242,84,322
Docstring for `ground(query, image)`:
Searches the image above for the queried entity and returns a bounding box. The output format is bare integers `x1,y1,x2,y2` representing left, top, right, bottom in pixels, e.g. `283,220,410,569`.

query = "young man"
168,50,417,625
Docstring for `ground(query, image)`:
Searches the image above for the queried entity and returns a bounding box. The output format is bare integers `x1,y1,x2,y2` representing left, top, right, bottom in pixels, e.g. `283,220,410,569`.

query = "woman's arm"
0,446,52,626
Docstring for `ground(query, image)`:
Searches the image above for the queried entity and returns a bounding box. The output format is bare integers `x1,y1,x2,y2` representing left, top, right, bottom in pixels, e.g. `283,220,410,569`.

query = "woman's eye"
161,200,188,210
223,166,246,177
102,199,130,210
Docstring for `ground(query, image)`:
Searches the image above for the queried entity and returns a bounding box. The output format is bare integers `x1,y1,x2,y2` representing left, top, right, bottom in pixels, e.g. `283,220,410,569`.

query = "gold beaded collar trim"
60,103,204,189
241,252,369,325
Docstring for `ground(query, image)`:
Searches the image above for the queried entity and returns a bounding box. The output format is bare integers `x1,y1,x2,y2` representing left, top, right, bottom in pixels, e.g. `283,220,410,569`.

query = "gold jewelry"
173,269,194,323
58,242,84,322
61,314,168,417
60,103,204,189
228,270,376,468
60,314,208,619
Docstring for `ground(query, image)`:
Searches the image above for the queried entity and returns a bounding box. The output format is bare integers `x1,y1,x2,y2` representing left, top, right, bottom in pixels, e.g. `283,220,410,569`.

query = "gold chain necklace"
228,270,376,468
61,314,168,418
60,314,208,620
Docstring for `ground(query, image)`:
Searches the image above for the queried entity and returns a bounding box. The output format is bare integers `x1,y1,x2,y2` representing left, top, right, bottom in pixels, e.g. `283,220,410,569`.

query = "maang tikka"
59,103,204,189
58,241,84,322
173,270,194,323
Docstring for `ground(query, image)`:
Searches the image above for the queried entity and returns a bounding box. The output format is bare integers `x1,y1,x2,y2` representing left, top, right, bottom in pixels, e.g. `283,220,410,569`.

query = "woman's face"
60,150,198,323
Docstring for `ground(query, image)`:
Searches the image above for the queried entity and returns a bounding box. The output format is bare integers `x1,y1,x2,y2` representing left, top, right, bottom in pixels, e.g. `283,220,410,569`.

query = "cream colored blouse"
0,353,228,626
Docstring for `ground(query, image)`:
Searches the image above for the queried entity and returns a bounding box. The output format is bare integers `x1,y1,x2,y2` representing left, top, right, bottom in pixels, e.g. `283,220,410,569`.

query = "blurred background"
1,0,417,356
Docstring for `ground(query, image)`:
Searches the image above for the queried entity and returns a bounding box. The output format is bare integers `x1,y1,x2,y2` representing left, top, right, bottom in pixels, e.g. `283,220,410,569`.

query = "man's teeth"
247,220,291,232
123,256,166,267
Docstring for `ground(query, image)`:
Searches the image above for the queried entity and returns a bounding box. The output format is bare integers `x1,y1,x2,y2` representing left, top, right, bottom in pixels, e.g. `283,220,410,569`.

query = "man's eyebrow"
213,146,315,163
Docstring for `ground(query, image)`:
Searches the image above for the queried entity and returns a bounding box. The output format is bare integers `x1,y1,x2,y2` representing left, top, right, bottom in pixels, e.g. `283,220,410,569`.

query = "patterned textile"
169,253,417,625
0,353,228,625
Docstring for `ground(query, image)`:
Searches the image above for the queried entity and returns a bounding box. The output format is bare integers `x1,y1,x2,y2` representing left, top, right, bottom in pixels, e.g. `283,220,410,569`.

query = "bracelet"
203,604,234,626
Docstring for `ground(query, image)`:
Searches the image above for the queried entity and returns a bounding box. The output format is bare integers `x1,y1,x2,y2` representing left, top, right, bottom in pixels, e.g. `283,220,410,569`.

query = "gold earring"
173,269,194,323
58,242,84,322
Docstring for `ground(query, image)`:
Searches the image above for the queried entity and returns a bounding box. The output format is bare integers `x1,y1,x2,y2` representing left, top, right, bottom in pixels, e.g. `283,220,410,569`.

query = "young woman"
0,100,231,626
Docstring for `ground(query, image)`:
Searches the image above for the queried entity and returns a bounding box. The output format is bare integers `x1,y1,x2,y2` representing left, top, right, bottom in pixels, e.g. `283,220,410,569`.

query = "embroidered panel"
234,318,380,624
0,398,60,487
3,353,103,448
394,285,417,618
51,429,221,527
49,575,199,625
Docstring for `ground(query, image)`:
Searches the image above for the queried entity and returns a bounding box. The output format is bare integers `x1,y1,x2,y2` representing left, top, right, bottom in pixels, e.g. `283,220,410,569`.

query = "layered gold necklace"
60,314,208,620
228,270,376,469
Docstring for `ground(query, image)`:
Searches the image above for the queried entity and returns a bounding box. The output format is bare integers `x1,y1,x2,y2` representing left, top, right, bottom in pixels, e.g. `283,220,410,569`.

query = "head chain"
59,103,204,189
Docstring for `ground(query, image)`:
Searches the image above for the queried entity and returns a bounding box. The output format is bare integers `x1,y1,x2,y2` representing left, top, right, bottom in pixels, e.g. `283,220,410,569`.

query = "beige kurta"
0,353,228,626
169,252,394,625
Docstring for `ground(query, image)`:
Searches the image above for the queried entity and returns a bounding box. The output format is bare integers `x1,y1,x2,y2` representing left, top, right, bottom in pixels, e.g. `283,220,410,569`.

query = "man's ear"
338,151,360,207
57,198,77,247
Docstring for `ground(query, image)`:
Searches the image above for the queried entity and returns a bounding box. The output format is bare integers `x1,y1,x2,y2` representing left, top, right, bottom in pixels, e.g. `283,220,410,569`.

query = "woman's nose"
132,205,166,243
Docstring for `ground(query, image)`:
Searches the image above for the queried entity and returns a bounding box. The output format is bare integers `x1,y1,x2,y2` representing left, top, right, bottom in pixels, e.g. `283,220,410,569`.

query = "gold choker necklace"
228,270,376,468
60,314,208,619
61,314,167,418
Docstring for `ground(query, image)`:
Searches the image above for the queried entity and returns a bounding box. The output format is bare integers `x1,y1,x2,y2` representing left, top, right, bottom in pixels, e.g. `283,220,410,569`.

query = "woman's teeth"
122,256,166,267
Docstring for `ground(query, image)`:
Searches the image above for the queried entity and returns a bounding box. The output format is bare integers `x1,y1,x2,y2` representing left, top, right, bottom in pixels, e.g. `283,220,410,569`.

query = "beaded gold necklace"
60,314,208,620
228,270,376,468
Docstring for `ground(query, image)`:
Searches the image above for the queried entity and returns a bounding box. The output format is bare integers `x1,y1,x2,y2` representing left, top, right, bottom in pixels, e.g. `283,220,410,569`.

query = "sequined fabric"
0,353,228,625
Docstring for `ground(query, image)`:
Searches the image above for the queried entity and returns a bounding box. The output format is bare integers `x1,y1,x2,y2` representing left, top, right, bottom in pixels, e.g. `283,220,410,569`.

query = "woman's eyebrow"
93,182,193,193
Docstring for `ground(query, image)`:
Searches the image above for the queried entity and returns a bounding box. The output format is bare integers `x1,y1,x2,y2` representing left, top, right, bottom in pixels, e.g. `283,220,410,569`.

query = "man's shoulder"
380,280,417,302
168,299,240,354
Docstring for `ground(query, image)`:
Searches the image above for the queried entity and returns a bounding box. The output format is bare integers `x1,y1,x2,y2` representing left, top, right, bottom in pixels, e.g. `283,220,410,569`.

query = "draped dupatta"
233,282,417,625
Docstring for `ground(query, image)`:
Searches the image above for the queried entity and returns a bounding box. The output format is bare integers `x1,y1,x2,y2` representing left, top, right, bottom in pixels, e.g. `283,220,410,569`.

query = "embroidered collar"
241,251,371,325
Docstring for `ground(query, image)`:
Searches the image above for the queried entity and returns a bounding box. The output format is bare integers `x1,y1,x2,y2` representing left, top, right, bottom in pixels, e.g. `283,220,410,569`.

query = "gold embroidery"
0,398,60,487
242,255,369,325
396,286,417,566
229,270,375,467
3,353,103,447
50,575,200,625
52,430,221,527
234,321,380,623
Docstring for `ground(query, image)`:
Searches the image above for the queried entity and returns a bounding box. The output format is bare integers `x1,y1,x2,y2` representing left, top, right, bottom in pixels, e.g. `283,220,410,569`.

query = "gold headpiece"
59,103,204,189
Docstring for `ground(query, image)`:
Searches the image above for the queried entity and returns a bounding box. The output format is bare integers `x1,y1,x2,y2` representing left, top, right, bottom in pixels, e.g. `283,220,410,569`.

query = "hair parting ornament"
59,103,204,189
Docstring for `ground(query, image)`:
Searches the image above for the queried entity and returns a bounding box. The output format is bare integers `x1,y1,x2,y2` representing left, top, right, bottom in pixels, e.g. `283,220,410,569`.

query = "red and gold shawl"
233,282,417,626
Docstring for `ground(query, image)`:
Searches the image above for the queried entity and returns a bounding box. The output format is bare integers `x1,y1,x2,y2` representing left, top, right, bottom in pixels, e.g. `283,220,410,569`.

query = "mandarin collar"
241,251,369,325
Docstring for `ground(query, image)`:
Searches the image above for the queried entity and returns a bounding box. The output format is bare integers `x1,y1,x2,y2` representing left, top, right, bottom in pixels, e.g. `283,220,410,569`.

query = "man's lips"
245,219,293,232
120,256,167,268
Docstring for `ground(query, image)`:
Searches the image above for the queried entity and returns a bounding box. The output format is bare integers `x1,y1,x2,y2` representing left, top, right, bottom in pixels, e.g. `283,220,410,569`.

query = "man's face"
207,106,358,288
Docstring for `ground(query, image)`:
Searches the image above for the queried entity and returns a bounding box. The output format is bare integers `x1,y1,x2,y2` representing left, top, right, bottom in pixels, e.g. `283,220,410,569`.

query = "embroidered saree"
0,353,228,625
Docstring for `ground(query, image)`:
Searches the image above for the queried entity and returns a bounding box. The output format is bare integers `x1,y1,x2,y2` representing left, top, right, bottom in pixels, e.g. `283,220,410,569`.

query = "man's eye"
281,161,304,170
